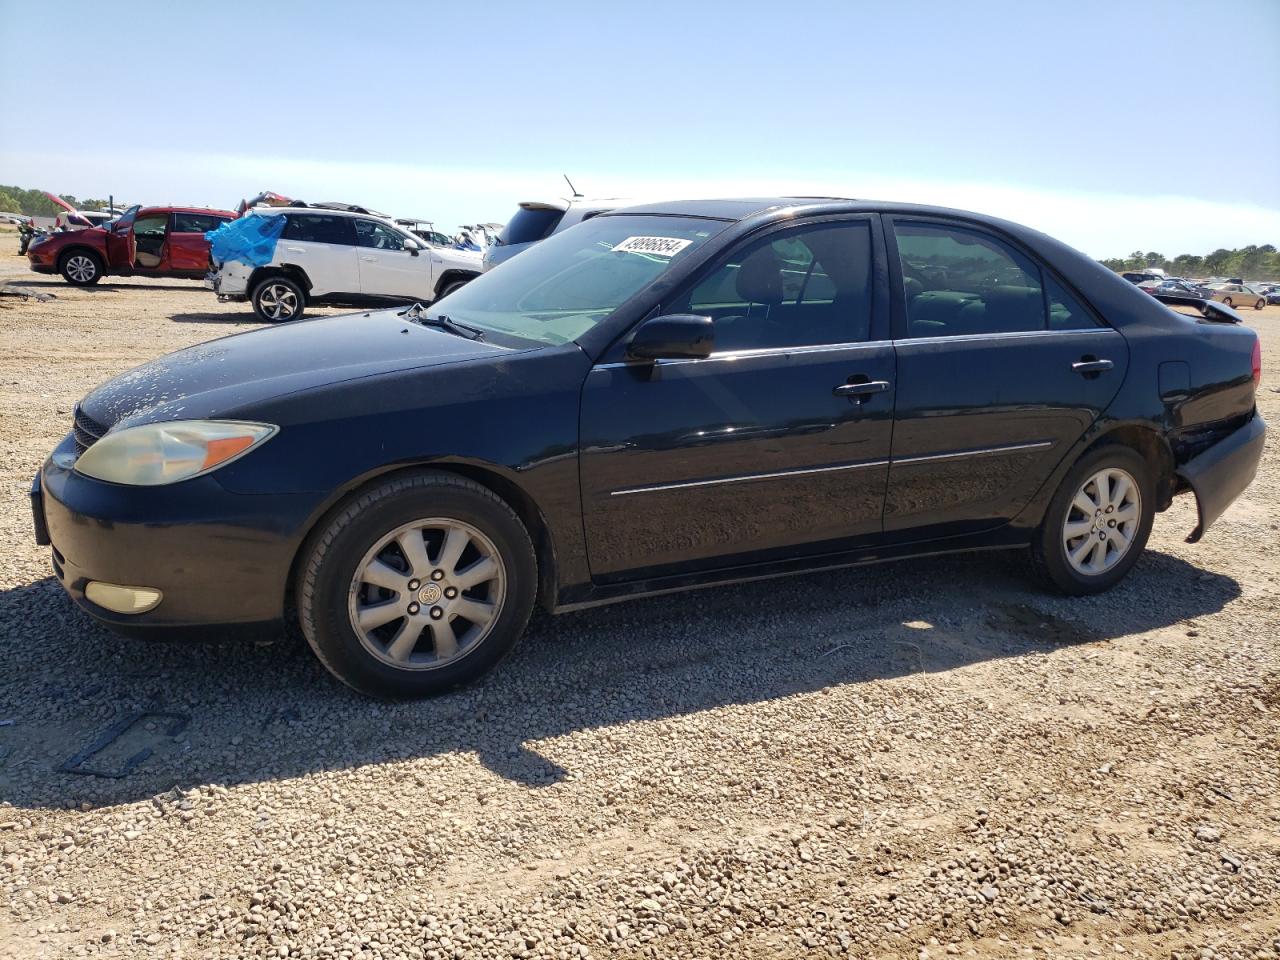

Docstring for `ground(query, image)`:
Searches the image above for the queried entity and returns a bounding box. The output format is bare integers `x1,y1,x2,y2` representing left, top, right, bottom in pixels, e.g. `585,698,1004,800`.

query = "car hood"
80,308,519,429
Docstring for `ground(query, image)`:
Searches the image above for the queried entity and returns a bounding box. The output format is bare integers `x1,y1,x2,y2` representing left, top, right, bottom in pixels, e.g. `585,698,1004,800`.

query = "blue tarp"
206,214,285,268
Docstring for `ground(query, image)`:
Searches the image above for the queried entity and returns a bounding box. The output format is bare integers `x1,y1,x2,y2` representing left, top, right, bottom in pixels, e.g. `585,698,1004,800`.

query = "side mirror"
626,314,714,361
404,238,421,256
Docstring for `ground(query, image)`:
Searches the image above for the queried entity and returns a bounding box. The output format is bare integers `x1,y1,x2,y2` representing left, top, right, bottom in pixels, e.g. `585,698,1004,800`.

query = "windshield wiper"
400,302,486,341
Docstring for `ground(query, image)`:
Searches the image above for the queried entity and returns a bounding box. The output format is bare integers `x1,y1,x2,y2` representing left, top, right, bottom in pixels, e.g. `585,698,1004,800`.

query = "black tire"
437,275,474,299
59,249,103,286
1254,298,1265,310
296,470,537,699
251,275,306,322
1031,445,1155,596
1223,297,1233,308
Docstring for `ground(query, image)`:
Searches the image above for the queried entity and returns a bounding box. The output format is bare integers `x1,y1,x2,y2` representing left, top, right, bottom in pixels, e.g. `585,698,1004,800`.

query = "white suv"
207,208,482,322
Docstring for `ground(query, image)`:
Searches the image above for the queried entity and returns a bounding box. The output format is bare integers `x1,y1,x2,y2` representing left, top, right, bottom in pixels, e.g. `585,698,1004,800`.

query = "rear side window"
173,213,230,233
283,214,354,245
498,206,564,245
1045,275,1100,330
895,222,1045,337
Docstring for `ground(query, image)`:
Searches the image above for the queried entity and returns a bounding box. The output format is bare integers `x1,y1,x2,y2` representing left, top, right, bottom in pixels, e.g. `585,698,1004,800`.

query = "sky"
0,0,1277,258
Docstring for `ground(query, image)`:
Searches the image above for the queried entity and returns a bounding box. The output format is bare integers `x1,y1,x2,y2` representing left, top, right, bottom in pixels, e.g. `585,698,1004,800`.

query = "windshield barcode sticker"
611,236,693,257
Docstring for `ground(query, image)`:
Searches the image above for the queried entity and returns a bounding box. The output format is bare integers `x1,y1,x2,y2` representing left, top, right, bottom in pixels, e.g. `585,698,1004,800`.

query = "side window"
1045,275,1100,330
354,219,406,251
283,214,354,245
172,213,228,233
132,214,168,240
671,220,874,351
895,222,1045,337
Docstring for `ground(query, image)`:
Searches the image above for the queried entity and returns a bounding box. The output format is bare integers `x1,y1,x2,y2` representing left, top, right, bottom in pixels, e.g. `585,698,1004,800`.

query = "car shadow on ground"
7,280,203,293
0,549,1240,809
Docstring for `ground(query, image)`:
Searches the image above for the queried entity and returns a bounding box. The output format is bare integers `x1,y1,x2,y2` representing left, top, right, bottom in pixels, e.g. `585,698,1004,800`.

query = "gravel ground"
1,229,1278,960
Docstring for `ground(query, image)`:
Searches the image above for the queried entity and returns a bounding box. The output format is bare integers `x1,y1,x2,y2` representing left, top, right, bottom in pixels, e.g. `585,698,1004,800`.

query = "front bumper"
1178,412,1266,543
34,433,320,632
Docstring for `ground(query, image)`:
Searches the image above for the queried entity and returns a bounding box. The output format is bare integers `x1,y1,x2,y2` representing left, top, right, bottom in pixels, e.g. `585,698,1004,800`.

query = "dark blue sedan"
33,199,1265,697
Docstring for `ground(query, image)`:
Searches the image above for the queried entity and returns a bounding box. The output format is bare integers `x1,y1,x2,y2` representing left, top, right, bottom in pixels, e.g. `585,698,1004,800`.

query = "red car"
27,204,236,286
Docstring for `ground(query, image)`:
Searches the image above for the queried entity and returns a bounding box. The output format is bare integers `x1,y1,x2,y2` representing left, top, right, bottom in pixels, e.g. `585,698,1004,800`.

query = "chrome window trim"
900,328,1110,346
610,459,890,496
594,338,892,371
608,440,1054,496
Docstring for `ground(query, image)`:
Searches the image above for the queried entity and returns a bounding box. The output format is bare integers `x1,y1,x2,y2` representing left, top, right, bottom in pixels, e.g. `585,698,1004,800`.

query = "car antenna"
563,174,583,199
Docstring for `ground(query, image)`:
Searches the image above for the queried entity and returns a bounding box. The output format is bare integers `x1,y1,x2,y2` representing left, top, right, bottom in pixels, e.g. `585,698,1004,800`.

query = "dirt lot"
0,229,1277,960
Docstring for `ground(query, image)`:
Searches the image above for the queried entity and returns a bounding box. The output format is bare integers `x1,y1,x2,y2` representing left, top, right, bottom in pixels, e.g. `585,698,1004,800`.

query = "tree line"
0,185,114,218
1099,245,1279,282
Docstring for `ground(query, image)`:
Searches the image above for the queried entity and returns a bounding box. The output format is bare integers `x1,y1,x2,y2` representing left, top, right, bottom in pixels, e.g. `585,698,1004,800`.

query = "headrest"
734,245,784,305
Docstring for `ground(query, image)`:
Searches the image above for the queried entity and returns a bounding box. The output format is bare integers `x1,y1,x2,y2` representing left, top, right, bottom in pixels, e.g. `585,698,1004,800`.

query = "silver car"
481,198,634,271
1206,282,1266,310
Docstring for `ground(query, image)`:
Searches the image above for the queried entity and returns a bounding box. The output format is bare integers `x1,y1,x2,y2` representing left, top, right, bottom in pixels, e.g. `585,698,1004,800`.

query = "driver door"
104,205,139,266
578,216,896,582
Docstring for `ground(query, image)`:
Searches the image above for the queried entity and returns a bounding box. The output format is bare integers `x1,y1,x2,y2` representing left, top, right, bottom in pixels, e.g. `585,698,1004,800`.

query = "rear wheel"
296,471,537,698
252,276,305,322
1032,446,1154,595
1223,297,1233,307
60,250,103,285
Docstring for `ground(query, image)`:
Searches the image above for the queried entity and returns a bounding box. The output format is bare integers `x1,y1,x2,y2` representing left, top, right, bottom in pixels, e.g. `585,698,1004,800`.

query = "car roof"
139,205,237,217
254,206,386,220
601,197,1043,225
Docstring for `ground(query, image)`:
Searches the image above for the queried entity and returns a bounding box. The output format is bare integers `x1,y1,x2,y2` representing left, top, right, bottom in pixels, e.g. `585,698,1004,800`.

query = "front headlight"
74,420,277,486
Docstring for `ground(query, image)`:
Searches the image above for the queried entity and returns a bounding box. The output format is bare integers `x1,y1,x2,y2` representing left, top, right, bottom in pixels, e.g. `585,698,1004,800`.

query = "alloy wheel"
66,255,97,283
347,518,506,670
1061,467,1141,576
258,283,299,320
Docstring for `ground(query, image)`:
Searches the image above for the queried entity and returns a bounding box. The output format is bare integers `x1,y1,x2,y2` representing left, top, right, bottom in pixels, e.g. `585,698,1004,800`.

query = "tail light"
1253,337,1262,386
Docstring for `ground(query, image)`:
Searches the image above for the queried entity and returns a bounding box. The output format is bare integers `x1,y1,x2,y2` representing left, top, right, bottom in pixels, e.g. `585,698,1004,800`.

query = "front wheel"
1255,298,1265,310
296,471,537,698
252,276,305,322
1032,446,1154,595
437,276,473,299
60,250,103,285
1223,297,1233,308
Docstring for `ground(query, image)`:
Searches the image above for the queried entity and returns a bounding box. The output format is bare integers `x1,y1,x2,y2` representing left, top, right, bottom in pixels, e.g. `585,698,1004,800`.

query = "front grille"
72,405,107,456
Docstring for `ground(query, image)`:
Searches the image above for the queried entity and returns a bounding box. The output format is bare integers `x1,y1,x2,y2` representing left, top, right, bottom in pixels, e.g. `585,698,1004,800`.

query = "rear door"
279,213,359,296
883,217,1128,539
167,212,231,274
579,215,896,580
354,219,435,300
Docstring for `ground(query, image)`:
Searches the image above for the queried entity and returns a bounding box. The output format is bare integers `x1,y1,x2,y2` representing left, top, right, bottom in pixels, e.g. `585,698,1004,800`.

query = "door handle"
360,256,377,262
833,380,890,398
285,246,306,253
1072,358,1114,374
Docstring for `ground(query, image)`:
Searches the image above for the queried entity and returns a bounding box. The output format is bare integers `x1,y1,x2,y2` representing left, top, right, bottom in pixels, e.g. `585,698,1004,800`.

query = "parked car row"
206,206,484,322
1123,270,1272,311
29,196,1267,698
26,205,236,284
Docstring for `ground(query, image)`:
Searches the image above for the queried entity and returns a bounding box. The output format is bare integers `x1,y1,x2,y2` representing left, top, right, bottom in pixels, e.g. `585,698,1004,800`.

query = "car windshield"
427,214,728,346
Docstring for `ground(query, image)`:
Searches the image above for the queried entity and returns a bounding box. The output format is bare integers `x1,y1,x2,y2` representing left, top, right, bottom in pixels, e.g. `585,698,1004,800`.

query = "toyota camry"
32,199,1265,698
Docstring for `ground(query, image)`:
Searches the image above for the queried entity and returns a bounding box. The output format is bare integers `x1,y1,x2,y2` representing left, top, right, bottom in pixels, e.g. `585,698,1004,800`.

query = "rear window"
498,206,564,246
